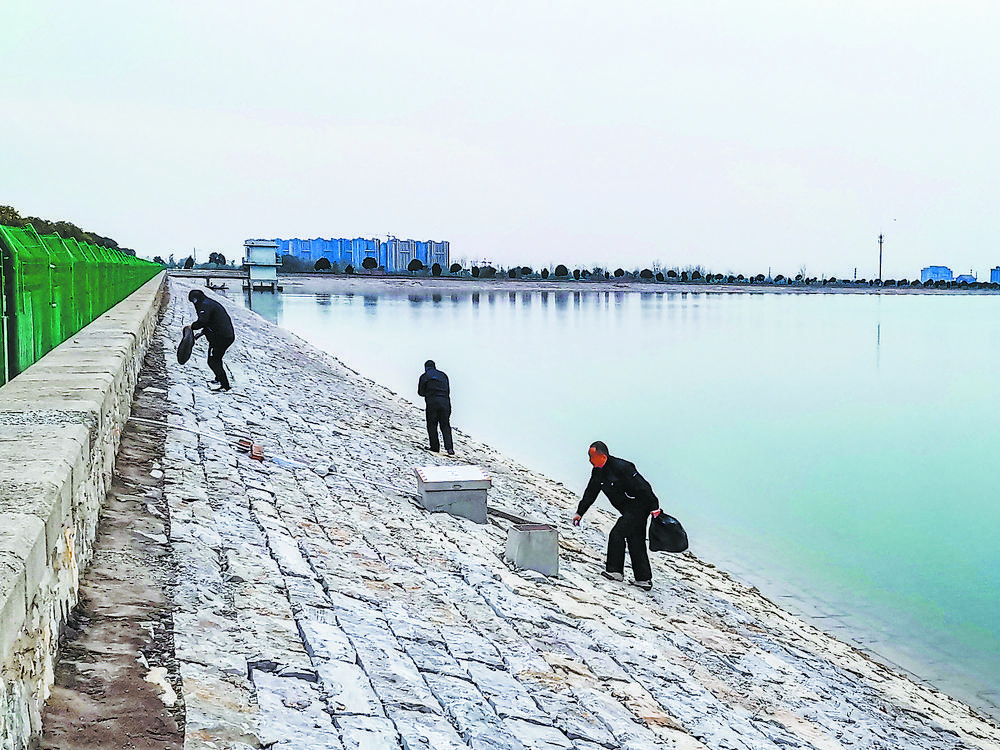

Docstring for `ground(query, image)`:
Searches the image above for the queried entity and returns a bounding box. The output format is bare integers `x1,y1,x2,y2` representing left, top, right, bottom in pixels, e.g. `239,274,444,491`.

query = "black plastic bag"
648,512,688,553
177,325,195,364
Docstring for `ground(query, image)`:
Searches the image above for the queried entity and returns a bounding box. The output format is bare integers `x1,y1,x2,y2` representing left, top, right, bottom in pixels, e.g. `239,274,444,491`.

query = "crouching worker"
188,289,235,392
572,441,662,591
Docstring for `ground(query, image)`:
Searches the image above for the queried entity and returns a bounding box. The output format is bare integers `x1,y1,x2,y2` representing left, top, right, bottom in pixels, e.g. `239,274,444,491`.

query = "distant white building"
920,266,953,283
244,239,279,291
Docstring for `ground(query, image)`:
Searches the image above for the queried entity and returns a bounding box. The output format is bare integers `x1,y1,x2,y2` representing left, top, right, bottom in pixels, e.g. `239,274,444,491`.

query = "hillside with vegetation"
0,205,136,256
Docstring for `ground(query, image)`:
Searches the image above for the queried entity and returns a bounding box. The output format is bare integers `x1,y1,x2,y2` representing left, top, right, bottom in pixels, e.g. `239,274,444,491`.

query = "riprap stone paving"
156,278,1000,750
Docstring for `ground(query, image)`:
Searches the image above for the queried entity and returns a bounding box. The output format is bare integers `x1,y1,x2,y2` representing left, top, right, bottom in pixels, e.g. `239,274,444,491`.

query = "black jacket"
418,367,450,402
191,297,235,341
577,456,659,518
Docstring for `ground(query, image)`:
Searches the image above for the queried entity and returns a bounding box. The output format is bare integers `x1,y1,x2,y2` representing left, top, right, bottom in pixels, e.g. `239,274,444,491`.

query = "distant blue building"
273,236,449,273
991,267,1000,283
920,266,953,283
956,273,976,284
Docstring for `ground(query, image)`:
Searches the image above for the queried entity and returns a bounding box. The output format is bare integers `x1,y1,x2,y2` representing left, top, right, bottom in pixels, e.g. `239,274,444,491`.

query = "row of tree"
305,259,1000,289
0,205,136,256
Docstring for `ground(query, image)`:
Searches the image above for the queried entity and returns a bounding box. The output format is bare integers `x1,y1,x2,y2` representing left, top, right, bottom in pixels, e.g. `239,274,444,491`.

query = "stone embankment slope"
152,277,999,749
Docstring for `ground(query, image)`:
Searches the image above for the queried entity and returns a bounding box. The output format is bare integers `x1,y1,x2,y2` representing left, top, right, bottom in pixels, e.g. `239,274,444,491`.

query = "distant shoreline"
173,269,1000,296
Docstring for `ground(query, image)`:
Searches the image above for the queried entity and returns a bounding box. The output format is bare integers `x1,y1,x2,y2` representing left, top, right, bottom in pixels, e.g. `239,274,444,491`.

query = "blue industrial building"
920,266,953,283
273,236,450,273
991,267,1000,284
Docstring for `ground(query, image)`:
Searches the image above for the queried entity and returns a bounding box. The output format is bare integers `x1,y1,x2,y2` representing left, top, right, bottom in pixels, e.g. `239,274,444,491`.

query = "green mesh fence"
0,224,161,385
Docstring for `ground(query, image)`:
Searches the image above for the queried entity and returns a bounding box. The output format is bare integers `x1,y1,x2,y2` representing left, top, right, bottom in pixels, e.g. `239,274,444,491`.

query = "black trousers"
425,399,453,452
206,335,234,389
607,512,652,582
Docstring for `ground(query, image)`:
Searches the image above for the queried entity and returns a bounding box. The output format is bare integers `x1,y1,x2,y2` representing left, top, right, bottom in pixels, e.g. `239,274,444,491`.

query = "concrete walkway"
47,278,1000,749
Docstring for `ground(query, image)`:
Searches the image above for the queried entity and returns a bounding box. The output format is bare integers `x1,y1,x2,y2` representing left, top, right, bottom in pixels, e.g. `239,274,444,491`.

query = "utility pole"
878,233,884,284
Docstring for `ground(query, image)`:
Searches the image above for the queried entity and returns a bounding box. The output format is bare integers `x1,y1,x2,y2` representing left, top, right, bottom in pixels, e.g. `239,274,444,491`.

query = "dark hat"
424,359,435,369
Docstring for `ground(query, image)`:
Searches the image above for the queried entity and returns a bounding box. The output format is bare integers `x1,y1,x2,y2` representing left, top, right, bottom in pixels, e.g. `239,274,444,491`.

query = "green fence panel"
2,225,53,372
64,238,94,333
95,244,115,317
0,237,6,385
37,230,77,345
0,223,160,384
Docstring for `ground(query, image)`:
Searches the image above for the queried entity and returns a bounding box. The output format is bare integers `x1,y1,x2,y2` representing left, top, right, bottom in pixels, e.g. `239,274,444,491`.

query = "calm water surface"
235,288,1000,717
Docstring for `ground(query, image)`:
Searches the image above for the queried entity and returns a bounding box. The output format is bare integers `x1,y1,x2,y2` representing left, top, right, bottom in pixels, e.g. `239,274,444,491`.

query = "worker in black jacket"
573,441,661,590
188,289,235,392
417,359,454,455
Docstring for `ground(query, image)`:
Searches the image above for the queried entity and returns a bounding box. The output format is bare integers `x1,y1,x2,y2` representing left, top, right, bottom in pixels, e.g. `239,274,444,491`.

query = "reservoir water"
234,286,1000,718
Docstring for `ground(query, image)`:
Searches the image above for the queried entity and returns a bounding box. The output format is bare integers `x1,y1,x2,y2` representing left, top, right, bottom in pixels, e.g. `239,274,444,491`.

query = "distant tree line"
271,252,1000,291
0,205,136,256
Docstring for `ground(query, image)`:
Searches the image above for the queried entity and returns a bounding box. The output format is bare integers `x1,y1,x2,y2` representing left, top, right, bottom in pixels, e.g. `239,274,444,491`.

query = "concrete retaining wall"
0,272,165,749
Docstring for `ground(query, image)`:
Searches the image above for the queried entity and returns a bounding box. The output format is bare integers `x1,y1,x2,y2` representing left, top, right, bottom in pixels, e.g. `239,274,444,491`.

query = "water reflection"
245,292,279,324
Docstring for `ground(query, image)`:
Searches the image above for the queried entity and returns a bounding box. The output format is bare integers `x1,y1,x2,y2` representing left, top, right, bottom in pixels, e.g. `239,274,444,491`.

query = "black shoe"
629,579,653,591
447,450,455,456
600,571,624,582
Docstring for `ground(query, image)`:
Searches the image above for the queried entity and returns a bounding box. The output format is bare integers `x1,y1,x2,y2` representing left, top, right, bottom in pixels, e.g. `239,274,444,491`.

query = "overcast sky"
3,1,998,279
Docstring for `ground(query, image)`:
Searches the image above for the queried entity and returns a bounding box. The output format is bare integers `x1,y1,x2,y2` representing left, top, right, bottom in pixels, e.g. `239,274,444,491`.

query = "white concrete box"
505,523,559,577
414,465,492,524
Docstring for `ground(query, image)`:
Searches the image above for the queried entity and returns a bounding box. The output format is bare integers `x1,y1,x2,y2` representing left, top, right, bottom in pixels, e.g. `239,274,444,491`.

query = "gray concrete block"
385,706,468,750
504,524,559,577
459,660,546,723
296,615,356,663
424,673,528,750
0,479,70,567
335,715,400,750
503,718,574,750
0,514,46,663
252,670,343,749
400,639,466,678
526,686,617,747
0,562,27,666
414,465,491,524
316,660,385,716
352,644,441,714
419,489,488,524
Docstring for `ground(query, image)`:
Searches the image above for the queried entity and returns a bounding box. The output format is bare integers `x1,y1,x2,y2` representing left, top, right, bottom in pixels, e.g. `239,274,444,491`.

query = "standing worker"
188,289,235,392
418,359,454,455
572,441,661,590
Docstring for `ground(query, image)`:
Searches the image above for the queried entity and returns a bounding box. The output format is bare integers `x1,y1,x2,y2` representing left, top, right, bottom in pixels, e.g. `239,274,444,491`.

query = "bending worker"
188,289,235,392
418,359,454,455
572,441,661,591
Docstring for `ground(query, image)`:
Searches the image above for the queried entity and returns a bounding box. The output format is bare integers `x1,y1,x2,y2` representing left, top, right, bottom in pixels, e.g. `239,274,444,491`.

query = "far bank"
169,269,1000,296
